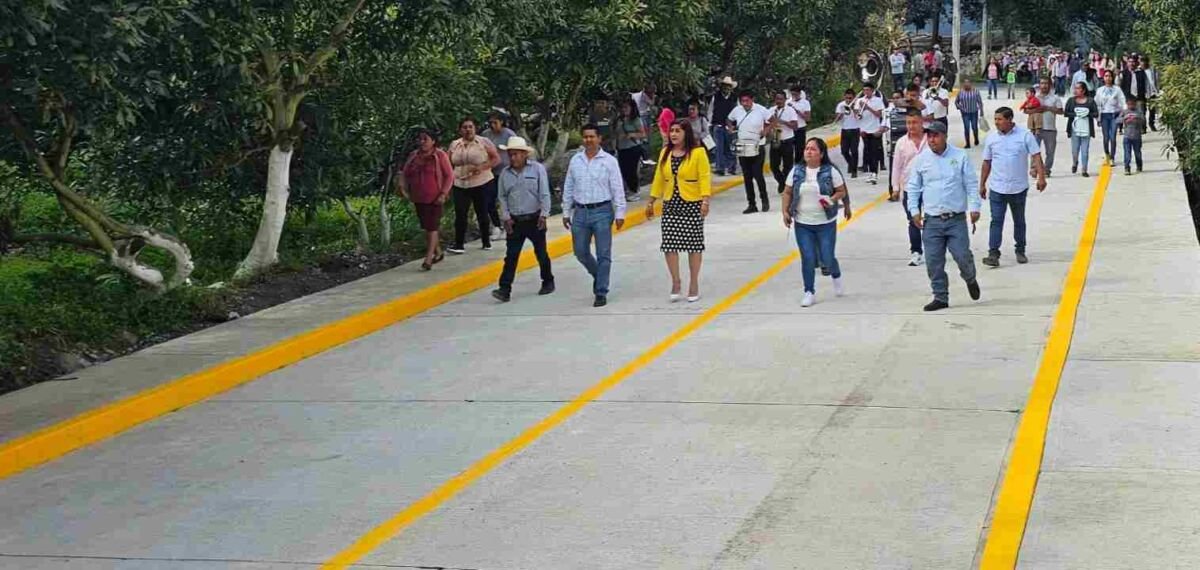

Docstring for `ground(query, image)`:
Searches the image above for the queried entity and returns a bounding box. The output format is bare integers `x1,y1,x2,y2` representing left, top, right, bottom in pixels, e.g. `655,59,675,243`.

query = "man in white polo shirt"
856,82,887,185
727,89,773,213
767,92,800,194
979,107,1048,268
787,84,812,165
890,47,908,92
924,75,951,128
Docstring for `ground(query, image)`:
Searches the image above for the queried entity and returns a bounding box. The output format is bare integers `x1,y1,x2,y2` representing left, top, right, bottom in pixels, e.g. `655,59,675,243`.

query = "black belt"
577,200,611,209
511,213,540,222
931,212,965,220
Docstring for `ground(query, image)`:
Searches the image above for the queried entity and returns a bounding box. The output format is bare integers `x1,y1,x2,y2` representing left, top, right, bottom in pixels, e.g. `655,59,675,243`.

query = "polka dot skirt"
661,154,706,253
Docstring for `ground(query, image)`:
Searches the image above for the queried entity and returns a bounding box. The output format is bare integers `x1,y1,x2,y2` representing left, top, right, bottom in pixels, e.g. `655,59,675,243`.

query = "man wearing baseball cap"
905,120,983,311
492,136,554,302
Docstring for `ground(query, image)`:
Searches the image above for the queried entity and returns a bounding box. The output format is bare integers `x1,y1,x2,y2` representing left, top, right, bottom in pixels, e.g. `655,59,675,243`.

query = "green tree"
1135,0,1200,240
0,0,195,290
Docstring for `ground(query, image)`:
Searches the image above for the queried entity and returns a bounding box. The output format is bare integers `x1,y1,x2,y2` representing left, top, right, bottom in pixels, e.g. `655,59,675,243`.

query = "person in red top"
398,129,454,270
657,101,677,140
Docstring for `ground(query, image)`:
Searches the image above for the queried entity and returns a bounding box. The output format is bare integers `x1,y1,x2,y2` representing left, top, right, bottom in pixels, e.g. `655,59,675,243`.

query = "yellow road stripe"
320,187,889,569
979,163,1113,568
0,170,754,482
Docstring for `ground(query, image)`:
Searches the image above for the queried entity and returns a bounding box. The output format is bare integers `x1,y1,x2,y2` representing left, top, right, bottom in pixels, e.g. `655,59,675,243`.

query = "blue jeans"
988,190,1028,254
1124,137,1143,169
962,112,979,144
712,126,736,173
1071,135,1091,172
1100,113,1119,160
987,79,999,98
903,193,923,254
922,215,977,303
1054,76,1066,96
794,222,840,294
571,206,615,296
892,73,905,93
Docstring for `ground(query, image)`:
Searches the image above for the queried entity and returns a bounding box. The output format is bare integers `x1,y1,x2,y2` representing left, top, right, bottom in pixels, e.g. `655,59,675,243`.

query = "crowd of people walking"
395,42,1158,311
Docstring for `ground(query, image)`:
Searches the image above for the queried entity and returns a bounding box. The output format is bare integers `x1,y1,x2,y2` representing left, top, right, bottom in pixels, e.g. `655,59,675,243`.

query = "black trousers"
498,216,554,291
483,179,502,229
453,184,491,248
769,139,796,193
617,147,641,195
739,153,769,208
792,127,808,165
861,133,884,175
840,129,860,175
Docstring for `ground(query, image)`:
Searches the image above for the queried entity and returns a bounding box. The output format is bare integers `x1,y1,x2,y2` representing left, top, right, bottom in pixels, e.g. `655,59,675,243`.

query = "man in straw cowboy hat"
491,135,555,303
707,75,740,176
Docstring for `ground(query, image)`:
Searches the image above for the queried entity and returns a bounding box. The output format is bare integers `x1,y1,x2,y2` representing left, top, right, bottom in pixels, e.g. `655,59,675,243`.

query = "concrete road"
0,95,1194,569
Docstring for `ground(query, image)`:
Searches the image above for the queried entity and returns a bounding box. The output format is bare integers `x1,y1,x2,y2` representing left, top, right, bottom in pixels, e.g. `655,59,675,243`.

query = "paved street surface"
0,96,1196,569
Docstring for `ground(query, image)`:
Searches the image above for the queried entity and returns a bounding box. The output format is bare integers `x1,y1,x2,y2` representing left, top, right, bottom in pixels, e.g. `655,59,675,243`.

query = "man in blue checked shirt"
563,124,628,308
907,121,983,312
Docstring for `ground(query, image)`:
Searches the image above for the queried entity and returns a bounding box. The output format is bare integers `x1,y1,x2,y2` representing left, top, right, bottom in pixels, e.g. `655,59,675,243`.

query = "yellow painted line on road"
979,163,1113,568
0,169,753,482
320,187,888,569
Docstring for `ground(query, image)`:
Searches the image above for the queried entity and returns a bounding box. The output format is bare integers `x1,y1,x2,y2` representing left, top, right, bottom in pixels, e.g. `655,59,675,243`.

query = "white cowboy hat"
720,76,738,87
499,135,535,153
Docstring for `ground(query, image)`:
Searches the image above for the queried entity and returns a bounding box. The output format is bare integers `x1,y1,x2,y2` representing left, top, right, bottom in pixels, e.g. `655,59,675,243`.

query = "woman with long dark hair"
1065,81,1099,177
447,117,501,253
646,119,711,302
615,98,648,200
781,137,848,307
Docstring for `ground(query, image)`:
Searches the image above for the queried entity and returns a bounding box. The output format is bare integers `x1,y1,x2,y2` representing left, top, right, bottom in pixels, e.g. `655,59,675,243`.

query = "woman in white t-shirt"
781,138,849,307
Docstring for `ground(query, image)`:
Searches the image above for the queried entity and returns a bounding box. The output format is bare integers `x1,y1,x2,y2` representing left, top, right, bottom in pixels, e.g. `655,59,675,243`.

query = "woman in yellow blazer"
645,119,712,303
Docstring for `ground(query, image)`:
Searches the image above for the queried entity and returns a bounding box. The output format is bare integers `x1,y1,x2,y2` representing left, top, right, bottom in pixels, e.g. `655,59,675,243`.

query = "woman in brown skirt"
399,129,454,270
645,119,712,302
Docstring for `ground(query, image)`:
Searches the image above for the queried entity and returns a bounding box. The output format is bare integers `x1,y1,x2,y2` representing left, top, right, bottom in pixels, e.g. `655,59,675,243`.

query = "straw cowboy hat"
499,135,535,153
720,76,738,88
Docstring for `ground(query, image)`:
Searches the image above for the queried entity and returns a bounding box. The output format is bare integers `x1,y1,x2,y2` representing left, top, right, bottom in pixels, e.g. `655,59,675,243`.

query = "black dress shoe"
924,299,950,311
593,295,607,307
761,202,770,212
538,282,555,295
967,280,981,300
742,205,758,214
491,289,511,302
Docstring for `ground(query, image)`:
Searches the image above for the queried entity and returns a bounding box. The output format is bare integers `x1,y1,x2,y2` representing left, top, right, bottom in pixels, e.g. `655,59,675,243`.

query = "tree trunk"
544,123,572,172
234,145,292,281
340,197,371,254
378,192,392,250
932,9,942,46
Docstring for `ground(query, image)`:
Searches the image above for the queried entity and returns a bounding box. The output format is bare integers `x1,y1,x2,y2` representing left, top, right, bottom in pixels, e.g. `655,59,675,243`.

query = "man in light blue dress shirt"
907,121,983,311
979,107,1047,267
563,124,628,307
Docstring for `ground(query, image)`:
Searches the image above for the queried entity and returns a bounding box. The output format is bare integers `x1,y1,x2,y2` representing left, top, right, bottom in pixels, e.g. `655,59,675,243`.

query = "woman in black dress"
645,119,712,302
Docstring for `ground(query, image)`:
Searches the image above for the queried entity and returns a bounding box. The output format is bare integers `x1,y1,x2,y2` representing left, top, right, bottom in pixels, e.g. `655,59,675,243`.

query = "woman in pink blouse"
399,129,454,270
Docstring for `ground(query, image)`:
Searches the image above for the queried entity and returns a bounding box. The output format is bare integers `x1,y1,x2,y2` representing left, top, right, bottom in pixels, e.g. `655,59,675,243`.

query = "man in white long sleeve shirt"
563,124,628,307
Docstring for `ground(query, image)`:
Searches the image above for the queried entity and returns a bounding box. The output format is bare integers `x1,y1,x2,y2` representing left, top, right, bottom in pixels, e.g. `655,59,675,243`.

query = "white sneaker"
908,252,924,267
869,173,878,185
801,292,815,307
832,277,845,297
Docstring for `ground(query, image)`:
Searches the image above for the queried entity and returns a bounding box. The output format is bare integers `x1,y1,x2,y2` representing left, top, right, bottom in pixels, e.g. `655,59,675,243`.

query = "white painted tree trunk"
108,227,195,291
378,195,392,250
234,145,293,281
544,124,572,172
340,197,371,254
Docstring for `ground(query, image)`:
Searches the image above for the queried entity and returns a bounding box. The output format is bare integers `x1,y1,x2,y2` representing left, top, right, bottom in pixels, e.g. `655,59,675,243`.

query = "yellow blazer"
650,147,712,202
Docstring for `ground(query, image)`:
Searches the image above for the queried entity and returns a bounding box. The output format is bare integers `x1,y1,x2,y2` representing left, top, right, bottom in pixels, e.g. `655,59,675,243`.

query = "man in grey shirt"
1027,77,1063,177
492,136,554,302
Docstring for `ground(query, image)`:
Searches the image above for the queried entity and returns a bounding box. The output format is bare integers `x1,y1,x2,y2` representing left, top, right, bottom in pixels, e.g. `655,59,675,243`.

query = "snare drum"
735,140,761,157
